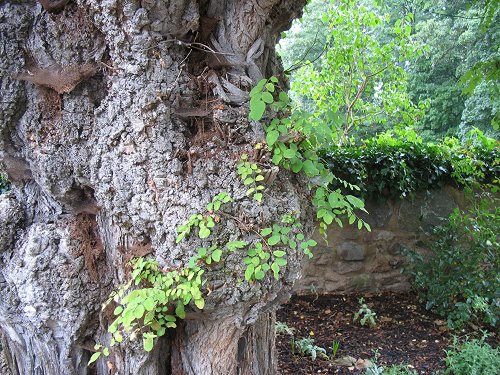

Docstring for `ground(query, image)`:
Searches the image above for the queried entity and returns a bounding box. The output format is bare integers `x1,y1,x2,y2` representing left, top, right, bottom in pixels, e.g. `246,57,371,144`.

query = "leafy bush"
444,334,499,375
404,196,499,329
323,128,499,200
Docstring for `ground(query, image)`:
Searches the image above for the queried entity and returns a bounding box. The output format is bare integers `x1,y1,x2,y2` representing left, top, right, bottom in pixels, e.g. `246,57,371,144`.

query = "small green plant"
444,334,500,375
365,351,417,374
366,364,417,375
275,321,295,336
242,213,316,282
330,340,340,359
89,257,206,364
292,337,328,361
176,192,233,242
353,298,377,328
236,154,265,202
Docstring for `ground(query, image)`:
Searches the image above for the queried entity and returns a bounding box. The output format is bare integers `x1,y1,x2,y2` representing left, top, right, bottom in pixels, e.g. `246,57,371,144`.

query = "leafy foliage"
353,298,377,328
323,128,499,200
249,77,370,235
292,337,329,361
280,0,426,144
444,334,500,375
236,154,265,202
404,196,499,329
275,321,295,336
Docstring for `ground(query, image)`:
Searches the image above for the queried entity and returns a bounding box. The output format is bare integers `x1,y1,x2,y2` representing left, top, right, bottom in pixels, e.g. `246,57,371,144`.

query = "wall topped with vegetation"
295,129,498,295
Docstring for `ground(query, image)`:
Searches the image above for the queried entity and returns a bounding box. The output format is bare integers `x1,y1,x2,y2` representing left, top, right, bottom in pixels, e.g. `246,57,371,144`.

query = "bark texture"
0,0,309,374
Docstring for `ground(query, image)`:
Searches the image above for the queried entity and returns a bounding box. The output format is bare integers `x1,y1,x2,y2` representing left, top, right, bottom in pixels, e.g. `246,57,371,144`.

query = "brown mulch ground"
276,292,495,374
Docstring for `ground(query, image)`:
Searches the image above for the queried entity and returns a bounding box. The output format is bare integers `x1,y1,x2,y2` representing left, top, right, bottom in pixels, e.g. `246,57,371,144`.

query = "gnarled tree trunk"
0,0,309,374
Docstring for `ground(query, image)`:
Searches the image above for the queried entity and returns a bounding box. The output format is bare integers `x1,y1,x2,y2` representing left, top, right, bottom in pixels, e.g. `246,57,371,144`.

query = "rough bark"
0,0,309,374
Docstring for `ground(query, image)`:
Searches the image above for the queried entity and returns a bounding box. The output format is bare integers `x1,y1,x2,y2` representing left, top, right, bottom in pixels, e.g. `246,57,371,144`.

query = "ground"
276,292,497,374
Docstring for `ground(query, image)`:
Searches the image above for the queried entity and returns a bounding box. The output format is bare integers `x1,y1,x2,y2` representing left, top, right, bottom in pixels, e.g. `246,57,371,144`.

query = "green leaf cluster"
323,128,499,200
444,334,500,375
403,195,499,329
89,257,206,364
249,77,371,235
176,193,232,242
243,214,316,281
236,154,265,202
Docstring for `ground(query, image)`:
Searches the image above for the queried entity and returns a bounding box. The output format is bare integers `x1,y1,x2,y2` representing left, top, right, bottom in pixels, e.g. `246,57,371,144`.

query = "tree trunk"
0,0,309,374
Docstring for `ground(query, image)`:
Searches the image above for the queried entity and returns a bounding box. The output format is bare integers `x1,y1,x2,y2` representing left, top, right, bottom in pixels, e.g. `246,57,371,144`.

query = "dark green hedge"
322,128,499,199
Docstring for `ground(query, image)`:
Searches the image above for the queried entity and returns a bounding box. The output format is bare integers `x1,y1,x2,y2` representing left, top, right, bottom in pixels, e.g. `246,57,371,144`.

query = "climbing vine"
89,77,369,365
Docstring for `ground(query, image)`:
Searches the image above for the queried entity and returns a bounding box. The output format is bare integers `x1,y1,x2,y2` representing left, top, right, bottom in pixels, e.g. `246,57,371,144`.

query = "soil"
276,292,496,374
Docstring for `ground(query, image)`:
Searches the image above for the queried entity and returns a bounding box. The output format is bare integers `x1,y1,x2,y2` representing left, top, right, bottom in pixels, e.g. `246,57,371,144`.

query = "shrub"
323,127,499,200
404,196,499,329
444,334,499,375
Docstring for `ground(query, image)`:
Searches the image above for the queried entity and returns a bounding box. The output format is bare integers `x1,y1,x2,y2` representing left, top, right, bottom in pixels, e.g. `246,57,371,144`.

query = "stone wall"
294,187,465,294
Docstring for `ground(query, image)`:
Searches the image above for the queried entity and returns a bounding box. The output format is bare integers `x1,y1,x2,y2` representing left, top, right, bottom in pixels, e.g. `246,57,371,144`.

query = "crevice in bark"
69,212,104,280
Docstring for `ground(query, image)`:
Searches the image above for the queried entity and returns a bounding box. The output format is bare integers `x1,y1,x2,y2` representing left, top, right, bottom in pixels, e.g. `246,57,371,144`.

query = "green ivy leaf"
113,306,123,315
245,264,255,281
175,302,186,319
255,270,265,280
143,336,154,352
268,235,281,246
88,351,101,365
275,257,287,266
271,262,280,278
199,226,211,239
303,160,319,176
211,249,222,262
260,227,273,236
261,91,274,104
273,250,286,257
194,298,205,309
283,148,296,159
133,305,145,319
291,159,303,173
143,298,156,311
249,79,266,96
265,83,275,92
266,130,280,147
249,98,266,121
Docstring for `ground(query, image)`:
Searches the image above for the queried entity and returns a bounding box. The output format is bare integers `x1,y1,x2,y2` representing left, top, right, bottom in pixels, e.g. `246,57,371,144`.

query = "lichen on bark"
0,0,309,374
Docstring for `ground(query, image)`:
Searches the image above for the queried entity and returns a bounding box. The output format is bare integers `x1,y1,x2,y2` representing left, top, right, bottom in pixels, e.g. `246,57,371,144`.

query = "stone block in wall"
357,200,393,228
337,242,365,261
374,230,395,241
333,261,364,275
348,274,375,292
366,256,393,273
398,189,457,232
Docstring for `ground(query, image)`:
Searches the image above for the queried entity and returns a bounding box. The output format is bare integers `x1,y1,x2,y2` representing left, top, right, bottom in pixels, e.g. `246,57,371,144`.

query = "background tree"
280,0,499,142
279,0,426,145
0,1,312,374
